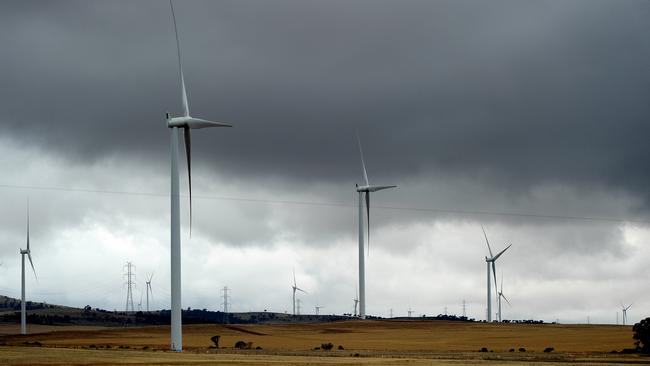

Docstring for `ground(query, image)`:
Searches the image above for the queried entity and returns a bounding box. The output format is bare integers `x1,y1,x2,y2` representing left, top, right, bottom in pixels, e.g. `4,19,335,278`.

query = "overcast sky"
1,0,649,324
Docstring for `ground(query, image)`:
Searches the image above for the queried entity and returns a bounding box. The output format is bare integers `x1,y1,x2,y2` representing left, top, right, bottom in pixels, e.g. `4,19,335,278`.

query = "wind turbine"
356,137,396,319
292,269,306,315
621,303,632,325
145,273,154,312
166,0,232,352
481,226,511,322
315,305,324,315
20,205,37,335
137,292,143,312
497,273,510,322
353,288,359,317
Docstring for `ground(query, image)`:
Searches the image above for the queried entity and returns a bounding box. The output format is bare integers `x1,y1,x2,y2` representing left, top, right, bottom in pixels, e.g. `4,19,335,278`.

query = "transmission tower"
221,286,230,313
123,262,136,312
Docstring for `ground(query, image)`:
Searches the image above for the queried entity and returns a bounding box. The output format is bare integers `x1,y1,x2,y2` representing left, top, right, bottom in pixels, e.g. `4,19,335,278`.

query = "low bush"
338,345,344,350
509,348,515,352
234,340,247,349
519,347,526,352
544,347,554,353
479,347,488,352
321,342,334,351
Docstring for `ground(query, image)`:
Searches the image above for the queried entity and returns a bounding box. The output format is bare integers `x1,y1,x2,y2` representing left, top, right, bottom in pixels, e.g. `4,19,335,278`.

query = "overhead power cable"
0,183,647,224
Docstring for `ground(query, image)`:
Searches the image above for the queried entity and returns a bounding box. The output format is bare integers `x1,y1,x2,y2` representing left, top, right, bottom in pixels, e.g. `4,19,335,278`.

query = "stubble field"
0,320,646,365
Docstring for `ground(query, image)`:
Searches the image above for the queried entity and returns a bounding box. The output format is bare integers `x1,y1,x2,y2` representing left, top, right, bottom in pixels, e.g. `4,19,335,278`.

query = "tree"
633,317,650,353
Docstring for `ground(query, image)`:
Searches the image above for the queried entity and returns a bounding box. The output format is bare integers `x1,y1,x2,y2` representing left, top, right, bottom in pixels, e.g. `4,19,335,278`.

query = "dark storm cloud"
2,0,650,207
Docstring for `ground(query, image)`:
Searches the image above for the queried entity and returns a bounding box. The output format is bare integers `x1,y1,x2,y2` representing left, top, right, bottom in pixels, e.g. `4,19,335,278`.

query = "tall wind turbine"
356,137,396,319
145,273,154,312
20,205,37,335
621,303,632,325
353,288,359,317
292,269,306,315
166,0,232,352
497,273,510,322
481,226,511,322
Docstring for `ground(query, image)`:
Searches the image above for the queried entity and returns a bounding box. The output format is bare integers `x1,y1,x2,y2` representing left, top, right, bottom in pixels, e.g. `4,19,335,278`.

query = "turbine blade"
297,287,307,294
481,225,494,257
26,207,30,252
367,185,397,192
28,253,37,280
357,135,369,186
170,0,190,117
492,244,512,261
502,293,511,305
186,118,232,129
492,261,497,294
365,191,370,256
183,127,192,235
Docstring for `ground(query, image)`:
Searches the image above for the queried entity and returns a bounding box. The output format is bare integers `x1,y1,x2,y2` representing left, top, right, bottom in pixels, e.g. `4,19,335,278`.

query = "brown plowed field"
0,320,646,365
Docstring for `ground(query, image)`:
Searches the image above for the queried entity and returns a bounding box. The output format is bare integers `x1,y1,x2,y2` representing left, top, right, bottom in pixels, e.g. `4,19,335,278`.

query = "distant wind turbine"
146,273,154,312
138,292,143,312
621,303,632,325
292,269,306,316
315,305,324,316
20,204,37,335
497,273,510,322
166,0,232,352
481,226,511,322
353,288,359,317
356,137,396,319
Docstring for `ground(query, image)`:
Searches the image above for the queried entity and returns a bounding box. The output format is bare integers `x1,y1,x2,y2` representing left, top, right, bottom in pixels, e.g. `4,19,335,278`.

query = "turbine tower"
621,303,632,325
20,204,37,335
481,226,511,322
356,137,396,319
292,269,306,315
166,0,232,352
497,273,510,322
145,273,154,312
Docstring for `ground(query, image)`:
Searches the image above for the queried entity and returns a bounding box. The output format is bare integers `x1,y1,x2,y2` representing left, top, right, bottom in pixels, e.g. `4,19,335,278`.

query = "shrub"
321,342,334,351
353,353,360,357
633,317,650,353
544,347,554,353
519,347,526,352
210,335,220,349
338,345,344,350
479,347,488,352
256,346,262,350
509,348,515,352
314,347,320,350
234,340,248,349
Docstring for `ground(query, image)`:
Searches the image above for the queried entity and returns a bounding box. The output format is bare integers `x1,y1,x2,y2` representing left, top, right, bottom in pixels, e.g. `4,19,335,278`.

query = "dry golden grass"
0,320,645,365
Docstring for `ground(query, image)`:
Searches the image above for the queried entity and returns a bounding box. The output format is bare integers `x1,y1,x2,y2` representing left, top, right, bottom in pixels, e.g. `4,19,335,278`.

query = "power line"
0,182,647,224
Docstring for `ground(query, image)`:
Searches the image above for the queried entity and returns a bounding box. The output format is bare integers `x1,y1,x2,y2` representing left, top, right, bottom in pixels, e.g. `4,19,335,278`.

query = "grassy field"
0,320,646,365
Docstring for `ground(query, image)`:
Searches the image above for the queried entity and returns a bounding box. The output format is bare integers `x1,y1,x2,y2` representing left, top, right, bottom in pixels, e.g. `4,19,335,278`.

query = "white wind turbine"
20,205,37,335
481,226,511,322
497,273,510,322
166,0,232,352
356,137,396,319
353,288,359,317
621,303,632,325
145,273,154,312
292,269,306,316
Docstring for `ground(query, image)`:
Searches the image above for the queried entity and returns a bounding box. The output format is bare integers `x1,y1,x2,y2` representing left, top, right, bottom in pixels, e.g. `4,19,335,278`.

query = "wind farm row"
6,0,641,357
